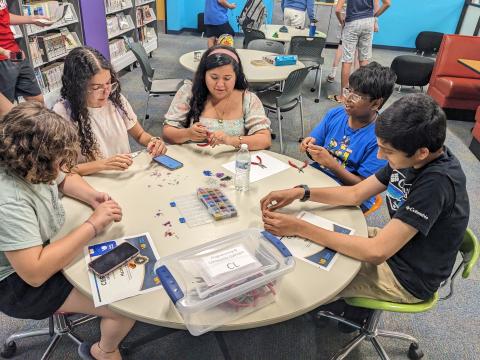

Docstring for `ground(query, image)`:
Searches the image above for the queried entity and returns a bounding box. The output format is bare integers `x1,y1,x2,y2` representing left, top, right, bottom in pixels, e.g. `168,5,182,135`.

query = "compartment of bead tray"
197,188,237,220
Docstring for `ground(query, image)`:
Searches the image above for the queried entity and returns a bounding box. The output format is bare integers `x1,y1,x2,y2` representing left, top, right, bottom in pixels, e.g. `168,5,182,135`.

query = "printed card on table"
222,151,290,183
84,233,162,307
280,211,355,271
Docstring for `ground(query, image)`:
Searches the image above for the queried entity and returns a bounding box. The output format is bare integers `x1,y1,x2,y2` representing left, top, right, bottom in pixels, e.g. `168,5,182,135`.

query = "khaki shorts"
338,261,422,304
284,8,306,28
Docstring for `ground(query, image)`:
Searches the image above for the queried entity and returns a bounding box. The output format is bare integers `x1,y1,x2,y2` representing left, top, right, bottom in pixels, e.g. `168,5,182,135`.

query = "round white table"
259,24,326,43
179,49,305,84
55,145,365,329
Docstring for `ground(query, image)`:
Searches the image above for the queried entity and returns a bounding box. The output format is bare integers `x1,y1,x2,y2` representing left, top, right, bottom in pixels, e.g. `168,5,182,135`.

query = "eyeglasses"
342,87,370,104
87,82,118,96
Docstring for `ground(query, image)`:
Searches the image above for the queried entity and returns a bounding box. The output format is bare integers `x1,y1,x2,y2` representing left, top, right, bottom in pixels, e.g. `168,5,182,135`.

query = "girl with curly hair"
53,46,167,176
163,45,271,150
0,102,135,360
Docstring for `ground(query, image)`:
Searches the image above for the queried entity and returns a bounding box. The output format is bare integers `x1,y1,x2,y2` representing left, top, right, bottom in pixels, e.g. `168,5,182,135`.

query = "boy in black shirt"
260,93,470,303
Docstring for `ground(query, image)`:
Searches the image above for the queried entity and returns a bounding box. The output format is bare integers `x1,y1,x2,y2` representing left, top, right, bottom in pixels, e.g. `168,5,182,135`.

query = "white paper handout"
84,233,162,307
281,211,355,271
222,151,290,183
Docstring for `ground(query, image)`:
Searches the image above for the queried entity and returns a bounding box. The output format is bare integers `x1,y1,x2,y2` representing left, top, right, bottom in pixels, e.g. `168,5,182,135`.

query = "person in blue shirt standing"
300,62,396,211
205,0,237,48
281,0,316,28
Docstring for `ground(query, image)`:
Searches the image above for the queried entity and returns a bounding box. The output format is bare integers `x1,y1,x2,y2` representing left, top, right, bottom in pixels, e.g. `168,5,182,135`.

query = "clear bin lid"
154,229,295,313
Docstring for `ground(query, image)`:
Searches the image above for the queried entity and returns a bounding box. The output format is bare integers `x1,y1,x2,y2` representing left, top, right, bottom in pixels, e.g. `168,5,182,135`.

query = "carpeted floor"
1,4,479,360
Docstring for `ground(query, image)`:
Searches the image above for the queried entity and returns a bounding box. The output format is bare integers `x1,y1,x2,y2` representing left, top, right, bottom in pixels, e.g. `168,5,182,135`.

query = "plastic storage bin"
154,229,295,336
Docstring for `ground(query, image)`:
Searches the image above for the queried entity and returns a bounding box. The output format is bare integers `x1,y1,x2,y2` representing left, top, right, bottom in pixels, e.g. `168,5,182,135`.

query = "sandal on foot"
326,74,335,83
328,94,343,103
78,342,95,360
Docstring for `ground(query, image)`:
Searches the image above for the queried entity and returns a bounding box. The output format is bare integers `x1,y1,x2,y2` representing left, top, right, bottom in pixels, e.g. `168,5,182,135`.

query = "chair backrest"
126,39,154,90
429,34,480,82
247,39,284,54
242,27,266,48
415,31,444,55
288,36,326,62
276,67,311,107
441,228,479,300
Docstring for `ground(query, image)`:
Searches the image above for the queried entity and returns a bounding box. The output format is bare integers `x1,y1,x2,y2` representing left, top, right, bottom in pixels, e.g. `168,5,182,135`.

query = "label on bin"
200,245,260,284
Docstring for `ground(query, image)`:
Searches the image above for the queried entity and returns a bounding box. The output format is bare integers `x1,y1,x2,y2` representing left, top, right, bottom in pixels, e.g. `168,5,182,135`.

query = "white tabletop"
259,24,326,43
179,49,305,84
55,145,365,330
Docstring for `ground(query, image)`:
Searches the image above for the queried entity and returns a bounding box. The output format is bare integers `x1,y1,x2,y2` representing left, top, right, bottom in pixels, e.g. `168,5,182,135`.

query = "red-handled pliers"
288,160,308,173
251,155,267,168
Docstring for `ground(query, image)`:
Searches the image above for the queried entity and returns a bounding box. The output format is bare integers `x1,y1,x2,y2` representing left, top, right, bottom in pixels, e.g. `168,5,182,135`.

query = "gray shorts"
0,59,42,102
341,17,375,63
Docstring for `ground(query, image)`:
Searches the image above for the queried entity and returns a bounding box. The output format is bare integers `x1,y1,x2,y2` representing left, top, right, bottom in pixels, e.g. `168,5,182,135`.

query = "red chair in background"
471,106,480,160
427,34,480,112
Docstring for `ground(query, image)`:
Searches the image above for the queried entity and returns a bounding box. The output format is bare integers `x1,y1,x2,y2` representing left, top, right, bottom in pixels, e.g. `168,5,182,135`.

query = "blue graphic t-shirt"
205,0,228,25
309,106,386,209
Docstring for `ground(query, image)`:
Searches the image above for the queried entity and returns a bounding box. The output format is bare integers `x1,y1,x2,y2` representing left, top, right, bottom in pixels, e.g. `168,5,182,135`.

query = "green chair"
317,228,479,360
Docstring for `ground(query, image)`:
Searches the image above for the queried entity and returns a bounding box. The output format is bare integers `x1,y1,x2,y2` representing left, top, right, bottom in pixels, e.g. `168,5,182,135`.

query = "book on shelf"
107,14,132,37
28,37,44,66
37,32,67,62
136,5,154,26
34,62,64,93
138,25,156,43
105,0,130,12
109,37,132,60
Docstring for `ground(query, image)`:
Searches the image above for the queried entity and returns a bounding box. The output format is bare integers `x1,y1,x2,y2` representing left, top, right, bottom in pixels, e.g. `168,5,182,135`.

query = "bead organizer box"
197,188,237,221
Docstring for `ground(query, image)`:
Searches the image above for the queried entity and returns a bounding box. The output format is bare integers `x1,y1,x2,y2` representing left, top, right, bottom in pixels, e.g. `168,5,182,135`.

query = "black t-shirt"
375,147,469,300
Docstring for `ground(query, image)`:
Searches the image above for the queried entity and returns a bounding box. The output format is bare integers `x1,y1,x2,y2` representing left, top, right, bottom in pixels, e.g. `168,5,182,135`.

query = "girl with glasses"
53,46,167,176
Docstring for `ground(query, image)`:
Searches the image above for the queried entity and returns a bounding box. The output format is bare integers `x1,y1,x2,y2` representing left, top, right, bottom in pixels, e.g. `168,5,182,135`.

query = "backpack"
237,0,266,31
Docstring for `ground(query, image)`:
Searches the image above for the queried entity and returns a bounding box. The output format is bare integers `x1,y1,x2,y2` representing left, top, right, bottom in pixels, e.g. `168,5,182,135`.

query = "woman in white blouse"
54,46,167,176
163,45,272,150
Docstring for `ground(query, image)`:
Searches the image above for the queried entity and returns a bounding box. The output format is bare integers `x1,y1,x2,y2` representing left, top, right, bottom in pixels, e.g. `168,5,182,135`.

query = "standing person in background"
282,0,316,29
205,0,236,48
330,0,390,103
0,0,49,103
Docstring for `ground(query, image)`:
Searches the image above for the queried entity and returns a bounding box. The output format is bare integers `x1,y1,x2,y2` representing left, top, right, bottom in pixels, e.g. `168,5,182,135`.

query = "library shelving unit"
104,0,136,72
135,0,158,55
9,0,84,107
105,0,158,73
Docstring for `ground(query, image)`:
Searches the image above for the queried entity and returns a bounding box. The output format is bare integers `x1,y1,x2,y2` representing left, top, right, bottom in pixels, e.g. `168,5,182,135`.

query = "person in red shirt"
0,0,49,103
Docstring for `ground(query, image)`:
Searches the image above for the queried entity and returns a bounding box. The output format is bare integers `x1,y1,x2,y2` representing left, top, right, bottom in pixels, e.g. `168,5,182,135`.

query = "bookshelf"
9,1,84,107
135,0,158,54
105,0,158,72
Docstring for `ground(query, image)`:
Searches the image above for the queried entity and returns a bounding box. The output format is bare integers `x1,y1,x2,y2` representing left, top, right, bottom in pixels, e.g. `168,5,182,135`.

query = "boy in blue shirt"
300,62,396,211
282,0,316,28
205,0,236,48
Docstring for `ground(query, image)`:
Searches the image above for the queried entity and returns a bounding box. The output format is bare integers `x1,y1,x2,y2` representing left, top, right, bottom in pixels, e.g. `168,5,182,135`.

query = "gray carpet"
1,4,479,360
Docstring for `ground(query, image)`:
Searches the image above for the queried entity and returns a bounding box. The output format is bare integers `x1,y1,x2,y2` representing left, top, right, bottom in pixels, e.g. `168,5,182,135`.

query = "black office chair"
1,313,96,359
242,26,266,49
390,55,435,92
126,39,185,125
415,31,444,56
289,36,326,103
257,67,311,153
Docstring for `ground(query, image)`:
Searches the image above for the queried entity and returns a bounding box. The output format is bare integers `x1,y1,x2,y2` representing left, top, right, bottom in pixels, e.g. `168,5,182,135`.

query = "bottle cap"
241,144,248,150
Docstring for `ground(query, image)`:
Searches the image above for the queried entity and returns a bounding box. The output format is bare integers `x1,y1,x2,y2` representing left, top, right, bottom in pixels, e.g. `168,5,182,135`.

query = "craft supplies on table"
154,229,295,335
197,188,237,220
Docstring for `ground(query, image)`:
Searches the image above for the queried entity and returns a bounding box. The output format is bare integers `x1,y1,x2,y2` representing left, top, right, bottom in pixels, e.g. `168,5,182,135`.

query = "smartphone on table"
153,154,183,170
88,242,139,276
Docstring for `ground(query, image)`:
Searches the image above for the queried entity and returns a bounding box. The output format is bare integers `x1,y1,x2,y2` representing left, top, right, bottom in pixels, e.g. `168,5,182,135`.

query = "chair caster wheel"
271,133,277,140
408,343,424,360
314,99,319,103
310,88,315,92
145,114,150,120
1,341,17,358
298,137,304,143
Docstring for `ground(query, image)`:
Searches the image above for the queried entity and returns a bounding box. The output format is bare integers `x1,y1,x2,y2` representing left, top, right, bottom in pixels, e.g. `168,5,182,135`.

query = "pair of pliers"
288,160,308,173
251,155,267,169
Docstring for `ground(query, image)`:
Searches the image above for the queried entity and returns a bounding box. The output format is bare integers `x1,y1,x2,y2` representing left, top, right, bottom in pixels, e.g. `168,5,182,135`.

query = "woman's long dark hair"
60,46,129,161
186,45,248,124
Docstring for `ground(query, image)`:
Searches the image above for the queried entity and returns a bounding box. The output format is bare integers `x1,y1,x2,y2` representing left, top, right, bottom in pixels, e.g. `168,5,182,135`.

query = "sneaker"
327,74,335,83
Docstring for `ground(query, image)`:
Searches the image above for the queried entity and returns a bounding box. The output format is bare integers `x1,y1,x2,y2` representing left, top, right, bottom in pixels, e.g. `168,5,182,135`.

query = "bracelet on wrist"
85,220,98,238
148,136,161,145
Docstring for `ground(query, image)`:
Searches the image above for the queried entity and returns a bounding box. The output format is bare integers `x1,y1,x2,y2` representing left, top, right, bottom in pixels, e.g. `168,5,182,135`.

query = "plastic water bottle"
234,144,250,192
309,22,317,37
